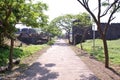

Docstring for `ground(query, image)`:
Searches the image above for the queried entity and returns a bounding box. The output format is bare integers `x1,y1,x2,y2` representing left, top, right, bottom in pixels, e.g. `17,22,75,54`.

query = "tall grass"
77,39,120,65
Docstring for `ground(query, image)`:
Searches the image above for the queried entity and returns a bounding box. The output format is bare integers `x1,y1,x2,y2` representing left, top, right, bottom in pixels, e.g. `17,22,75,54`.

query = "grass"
76,39,120,65
0,44,47,66
16,44,47,58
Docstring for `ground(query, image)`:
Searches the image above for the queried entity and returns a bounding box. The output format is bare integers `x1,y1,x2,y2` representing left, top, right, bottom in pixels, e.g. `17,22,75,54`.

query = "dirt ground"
71,45,120,80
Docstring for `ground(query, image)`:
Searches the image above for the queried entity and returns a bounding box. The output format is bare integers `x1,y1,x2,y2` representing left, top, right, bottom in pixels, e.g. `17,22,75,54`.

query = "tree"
20,1,48,28
77,0,120,68
49,13,91,45
50,14,75,43
0,0,48,70
47,19,62,37
74,12,92,49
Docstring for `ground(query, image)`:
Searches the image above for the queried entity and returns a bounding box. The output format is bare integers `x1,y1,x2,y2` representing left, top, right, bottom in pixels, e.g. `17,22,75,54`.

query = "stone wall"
71,23,120,45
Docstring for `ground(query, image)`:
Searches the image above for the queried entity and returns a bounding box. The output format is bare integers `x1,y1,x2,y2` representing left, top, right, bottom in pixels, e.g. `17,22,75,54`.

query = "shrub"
47,40,55,45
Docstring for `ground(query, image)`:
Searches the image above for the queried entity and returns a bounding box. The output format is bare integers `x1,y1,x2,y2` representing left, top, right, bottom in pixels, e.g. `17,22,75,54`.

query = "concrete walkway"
17,39,98,80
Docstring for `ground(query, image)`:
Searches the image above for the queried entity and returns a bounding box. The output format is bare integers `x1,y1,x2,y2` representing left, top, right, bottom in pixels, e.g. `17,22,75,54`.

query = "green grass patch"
0,44,47,66
77,39,120,65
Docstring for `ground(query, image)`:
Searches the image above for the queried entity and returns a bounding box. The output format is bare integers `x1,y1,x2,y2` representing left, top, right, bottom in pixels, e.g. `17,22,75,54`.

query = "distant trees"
49,13,91,44
49,14,75,42
0,0,48,70
77,0,120,68
47,21,62,37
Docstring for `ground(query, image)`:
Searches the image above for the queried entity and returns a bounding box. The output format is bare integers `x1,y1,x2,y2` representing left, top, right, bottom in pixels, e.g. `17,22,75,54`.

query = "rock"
13,59,20,65
0,66,8,73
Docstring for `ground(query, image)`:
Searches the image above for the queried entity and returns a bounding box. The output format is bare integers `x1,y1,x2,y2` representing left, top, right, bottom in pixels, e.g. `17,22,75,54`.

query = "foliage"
0,44,47,66
45,24,62,36
51,14,74,32
50,12,91,32
50,13,92,33
77,39,120,65
0,0,48,43
75,12,92,26
0,0,48,70
49,13,92,44
20,1,48,28
0,48,9,66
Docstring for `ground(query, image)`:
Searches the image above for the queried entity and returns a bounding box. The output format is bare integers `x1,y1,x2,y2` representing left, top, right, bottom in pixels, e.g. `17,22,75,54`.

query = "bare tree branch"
104,1,120,34
98,0,101,22
100,0,119,17
77,0,98,23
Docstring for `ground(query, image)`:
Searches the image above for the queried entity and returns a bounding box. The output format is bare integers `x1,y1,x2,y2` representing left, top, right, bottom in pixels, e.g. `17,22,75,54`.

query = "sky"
16,0,85,28
41,0,120,23
41,0,86,21
16,0,120,28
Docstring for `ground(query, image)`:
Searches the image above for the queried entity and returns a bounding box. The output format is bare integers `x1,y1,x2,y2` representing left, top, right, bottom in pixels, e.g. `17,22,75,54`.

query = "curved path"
17,39,98,80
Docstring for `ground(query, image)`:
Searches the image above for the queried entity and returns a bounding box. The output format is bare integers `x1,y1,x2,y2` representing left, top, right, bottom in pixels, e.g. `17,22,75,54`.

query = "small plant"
47,40,55,45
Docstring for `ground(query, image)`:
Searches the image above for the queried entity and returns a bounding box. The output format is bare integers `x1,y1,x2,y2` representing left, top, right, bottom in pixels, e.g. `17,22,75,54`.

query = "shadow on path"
16,62,59,80
108,67,120,77
80,74,99,80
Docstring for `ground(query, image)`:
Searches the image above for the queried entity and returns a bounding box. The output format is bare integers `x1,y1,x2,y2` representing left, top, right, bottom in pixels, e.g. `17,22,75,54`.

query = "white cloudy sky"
16,0,120,28
41,0,86,21
41,0,120,23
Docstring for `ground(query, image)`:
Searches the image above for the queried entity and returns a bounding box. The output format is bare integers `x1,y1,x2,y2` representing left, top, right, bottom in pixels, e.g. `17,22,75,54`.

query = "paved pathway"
17,39,98,80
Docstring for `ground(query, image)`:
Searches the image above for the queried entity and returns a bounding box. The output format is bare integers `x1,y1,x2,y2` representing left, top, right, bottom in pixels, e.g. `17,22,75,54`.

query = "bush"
0,48,9,66
47,40,55,45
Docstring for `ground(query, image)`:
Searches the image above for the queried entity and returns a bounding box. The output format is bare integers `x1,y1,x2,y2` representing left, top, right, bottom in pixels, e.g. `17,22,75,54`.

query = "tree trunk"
80,28,88,50
68,29,71,44
97,22,109,68
0,33,4,46
102,35,109,68
8,38,14,70
80,43,83,50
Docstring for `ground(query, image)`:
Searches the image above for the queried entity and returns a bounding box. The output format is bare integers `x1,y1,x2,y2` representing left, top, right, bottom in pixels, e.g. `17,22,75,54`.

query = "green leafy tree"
49,13,91,45
74,12,92,49
49,14,75,43
0,0,48,70
20,1,48,28
47,20,62,37
77,0,120,68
